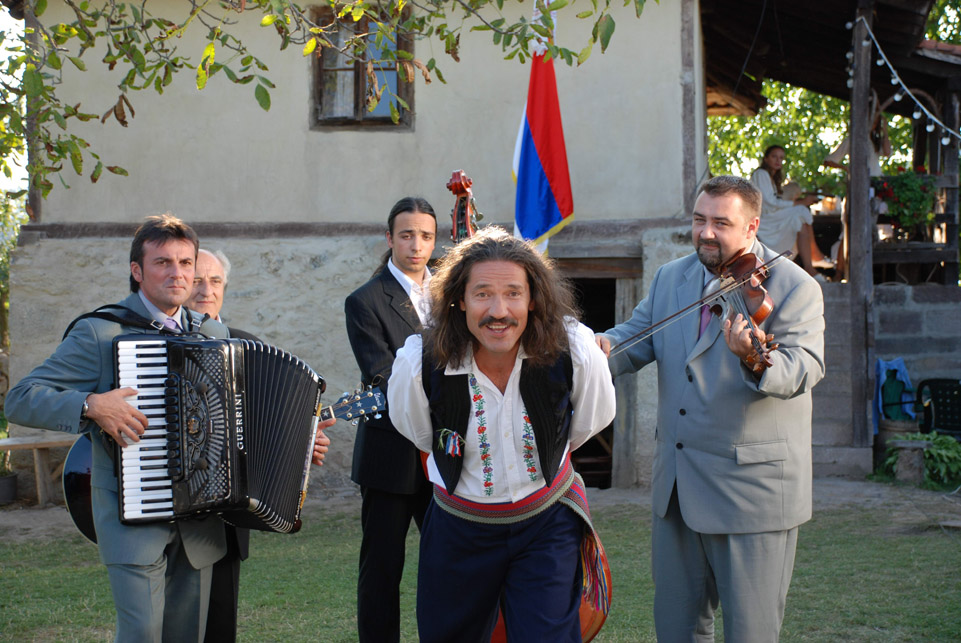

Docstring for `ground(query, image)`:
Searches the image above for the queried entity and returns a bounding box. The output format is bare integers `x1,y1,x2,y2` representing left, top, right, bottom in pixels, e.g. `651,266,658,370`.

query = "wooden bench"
0,432,79,506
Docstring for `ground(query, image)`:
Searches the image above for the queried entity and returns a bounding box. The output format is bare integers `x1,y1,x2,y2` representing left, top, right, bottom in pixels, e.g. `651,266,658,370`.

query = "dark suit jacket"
345,267,427,493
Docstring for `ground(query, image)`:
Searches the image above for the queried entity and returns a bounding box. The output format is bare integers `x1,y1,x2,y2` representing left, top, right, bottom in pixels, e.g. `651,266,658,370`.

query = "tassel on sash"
559,473,611,616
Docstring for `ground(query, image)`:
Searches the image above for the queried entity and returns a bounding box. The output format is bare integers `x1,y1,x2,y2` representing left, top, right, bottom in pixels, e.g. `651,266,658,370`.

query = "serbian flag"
512,52,574,250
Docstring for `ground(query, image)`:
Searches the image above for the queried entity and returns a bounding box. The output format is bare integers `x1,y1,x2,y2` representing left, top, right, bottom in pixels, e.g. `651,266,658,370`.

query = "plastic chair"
916,378,961,441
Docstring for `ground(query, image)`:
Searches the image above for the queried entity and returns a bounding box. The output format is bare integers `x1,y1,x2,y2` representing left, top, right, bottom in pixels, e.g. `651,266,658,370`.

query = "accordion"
114,334,324,533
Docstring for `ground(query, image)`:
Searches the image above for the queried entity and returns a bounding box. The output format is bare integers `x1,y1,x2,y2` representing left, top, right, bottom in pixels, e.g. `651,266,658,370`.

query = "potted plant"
0,410,17,504
872,166,938,241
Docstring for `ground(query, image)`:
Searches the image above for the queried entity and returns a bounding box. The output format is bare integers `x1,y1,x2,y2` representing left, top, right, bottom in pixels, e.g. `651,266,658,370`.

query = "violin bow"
607,251,793,359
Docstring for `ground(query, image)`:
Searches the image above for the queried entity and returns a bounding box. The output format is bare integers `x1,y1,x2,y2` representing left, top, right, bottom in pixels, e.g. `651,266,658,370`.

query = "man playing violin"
596,175,825,642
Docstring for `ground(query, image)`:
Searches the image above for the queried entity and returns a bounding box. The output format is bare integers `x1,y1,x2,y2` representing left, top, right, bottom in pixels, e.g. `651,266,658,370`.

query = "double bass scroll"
447,170,483,243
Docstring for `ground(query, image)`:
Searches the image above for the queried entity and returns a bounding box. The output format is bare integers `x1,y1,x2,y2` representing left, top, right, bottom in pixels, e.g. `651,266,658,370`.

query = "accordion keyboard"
116,338,177,520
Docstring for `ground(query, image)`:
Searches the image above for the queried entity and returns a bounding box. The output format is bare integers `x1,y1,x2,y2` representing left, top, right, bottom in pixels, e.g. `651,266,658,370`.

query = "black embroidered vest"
422,350,574,495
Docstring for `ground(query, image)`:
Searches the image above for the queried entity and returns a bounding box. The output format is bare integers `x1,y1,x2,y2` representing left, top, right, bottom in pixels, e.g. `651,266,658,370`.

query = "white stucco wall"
37,1,688,224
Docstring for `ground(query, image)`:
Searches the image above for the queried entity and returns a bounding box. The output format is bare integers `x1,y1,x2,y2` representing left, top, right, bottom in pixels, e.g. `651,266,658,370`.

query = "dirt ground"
2,477,960,543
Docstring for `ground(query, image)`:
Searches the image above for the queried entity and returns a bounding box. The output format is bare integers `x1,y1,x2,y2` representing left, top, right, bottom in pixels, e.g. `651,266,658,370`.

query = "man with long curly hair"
388,226,616,642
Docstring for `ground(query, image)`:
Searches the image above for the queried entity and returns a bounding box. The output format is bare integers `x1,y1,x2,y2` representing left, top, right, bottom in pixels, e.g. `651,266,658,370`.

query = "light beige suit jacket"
603,240,825,534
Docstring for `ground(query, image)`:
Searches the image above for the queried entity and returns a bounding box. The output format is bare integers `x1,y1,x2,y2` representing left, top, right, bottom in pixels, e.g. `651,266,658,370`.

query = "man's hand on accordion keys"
312,417,335,466
85,387,149,447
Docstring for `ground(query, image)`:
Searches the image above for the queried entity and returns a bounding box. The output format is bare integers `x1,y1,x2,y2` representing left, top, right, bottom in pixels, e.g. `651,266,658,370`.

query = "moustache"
478,316,519,328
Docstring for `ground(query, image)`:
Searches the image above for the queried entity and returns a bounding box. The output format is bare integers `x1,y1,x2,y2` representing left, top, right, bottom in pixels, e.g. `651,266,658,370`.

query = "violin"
704,251,779,375
446,170,483,243
608,251,792,371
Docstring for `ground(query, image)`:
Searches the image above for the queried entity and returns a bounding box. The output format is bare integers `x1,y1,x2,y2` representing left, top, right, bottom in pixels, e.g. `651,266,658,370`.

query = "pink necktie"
698,304,712,338
163,317,181,333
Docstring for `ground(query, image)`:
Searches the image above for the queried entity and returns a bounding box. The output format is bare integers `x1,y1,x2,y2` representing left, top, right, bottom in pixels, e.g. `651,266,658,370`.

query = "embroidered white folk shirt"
388,319,616,503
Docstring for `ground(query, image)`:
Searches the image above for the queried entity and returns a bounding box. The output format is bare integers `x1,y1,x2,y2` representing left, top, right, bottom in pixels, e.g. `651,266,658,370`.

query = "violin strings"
606,252,791,359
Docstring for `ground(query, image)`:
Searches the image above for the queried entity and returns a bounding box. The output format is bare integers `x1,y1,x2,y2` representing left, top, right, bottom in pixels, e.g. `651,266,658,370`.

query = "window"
312,11,413,128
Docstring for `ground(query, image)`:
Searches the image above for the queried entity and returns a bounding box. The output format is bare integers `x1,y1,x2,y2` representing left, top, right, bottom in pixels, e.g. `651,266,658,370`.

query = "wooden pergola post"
848,1,874,449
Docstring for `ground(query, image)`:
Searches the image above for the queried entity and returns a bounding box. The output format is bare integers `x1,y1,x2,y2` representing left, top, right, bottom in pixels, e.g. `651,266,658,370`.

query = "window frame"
310,8,414,130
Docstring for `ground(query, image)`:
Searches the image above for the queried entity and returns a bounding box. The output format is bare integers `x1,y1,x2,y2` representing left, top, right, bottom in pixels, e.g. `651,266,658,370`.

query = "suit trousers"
105,525,213,642
416,498,584,643
357,484,431,643
203,527,243,643
652,488,798,643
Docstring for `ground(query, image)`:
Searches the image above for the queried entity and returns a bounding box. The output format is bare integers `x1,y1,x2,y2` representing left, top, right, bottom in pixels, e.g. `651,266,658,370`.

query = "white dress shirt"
387,258,432,327
138,290,184,330
388,319,616,503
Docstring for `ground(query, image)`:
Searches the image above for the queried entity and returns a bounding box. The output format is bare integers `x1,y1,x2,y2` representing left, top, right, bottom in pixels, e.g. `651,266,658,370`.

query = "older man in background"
188,248,334,642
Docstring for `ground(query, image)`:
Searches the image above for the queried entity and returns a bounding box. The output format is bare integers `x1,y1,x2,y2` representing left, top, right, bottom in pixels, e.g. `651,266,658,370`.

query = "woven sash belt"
432,455,610,614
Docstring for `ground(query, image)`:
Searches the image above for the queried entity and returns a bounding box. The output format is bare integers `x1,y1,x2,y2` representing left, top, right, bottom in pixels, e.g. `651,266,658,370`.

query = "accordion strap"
62,304,208,341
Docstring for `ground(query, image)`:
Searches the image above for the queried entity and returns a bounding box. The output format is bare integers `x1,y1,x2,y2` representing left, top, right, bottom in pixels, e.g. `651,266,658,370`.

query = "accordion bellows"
115,335,325,533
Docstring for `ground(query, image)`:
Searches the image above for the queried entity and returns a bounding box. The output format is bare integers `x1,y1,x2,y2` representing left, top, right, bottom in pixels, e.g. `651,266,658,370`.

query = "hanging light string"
848,15,960,146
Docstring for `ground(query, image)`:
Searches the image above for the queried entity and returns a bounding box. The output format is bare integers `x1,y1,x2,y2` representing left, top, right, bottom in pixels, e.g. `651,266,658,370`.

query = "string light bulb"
876,57,885,66
913,108,923,119
893,91,903,102
926,121,936,132
846,21,853,30
846,78,854,88
890,75,899,85
941,133,951,145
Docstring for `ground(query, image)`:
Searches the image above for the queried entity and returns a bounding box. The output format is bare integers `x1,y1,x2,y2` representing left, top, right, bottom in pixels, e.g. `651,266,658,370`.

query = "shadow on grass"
1,485,959,641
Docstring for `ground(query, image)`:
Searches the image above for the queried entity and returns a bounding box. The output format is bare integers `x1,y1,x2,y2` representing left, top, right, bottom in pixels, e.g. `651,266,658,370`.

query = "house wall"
36,1,688,225
6,1,708,498
874,283,961,382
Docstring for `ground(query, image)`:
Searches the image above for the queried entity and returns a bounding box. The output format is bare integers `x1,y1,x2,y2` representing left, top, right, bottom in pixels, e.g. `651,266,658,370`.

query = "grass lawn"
1,487,960,642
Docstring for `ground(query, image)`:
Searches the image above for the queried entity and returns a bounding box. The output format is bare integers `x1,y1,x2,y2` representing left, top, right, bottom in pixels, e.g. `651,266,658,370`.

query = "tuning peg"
352,419,359,426
374,413,382,420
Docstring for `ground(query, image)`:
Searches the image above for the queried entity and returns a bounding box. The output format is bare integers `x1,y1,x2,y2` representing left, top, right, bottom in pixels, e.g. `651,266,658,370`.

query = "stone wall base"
813,446,873,477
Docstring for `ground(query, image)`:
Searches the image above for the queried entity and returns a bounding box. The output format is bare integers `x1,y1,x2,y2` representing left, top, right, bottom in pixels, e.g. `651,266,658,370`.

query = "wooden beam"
849,5,874,449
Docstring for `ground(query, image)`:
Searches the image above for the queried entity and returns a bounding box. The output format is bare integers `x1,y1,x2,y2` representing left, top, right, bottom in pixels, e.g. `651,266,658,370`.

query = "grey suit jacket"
6,293,229,567
603,241,825,534
345,267,427,493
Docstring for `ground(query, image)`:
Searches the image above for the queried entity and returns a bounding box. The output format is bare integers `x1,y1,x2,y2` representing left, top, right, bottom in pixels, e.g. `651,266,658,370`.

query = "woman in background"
751,144,833,278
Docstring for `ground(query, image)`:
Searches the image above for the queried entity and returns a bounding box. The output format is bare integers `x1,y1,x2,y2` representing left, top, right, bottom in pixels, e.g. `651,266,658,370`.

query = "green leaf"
130,47,146,71
531,24,551,39
302,38,317,56
389,101,399,123
67,56,86,71
255,84,271,111
633,0,646,18
106,166,128,176
90,161,103,183
53,111,66,130
34,0,47,17
69,148,83,175
47,51,62,70
546,0,569,11
577,42,593,65
22,65,43,98
576,10,594,18
597,14,615,53
261,15,277,26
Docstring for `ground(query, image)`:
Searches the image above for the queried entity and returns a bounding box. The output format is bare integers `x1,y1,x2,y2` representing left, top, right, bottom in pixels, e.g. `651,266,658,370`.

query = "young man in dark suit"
345,197,436,642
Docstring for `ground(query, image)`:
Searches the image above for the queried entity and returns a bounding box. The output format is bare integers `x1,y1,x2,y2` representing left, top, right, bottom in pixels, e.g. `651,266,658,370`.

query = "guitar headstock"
319,386,386,424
